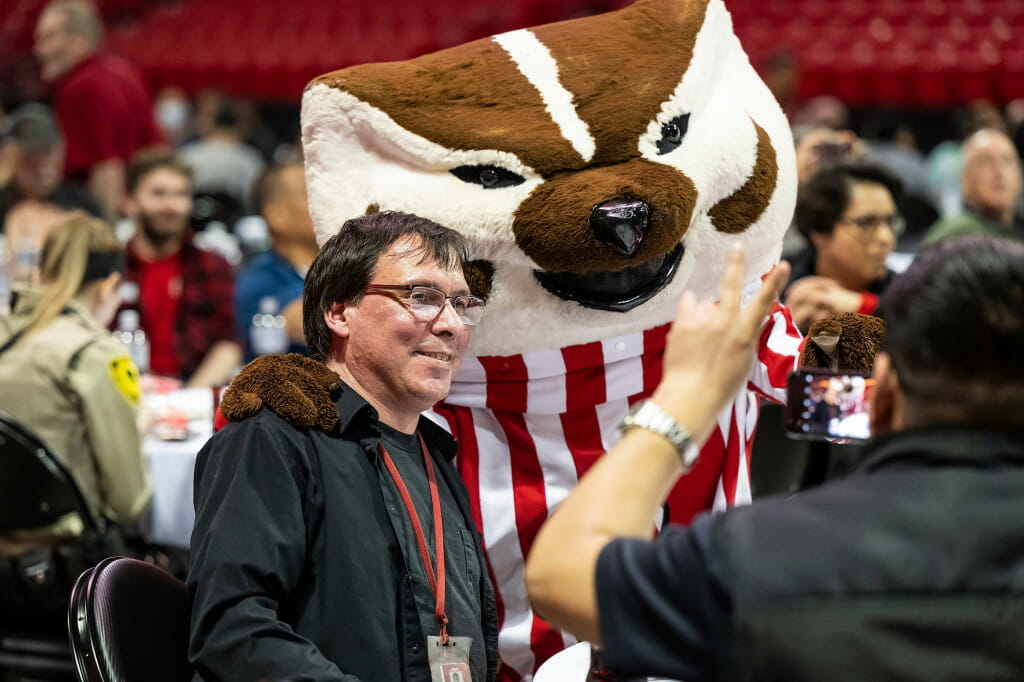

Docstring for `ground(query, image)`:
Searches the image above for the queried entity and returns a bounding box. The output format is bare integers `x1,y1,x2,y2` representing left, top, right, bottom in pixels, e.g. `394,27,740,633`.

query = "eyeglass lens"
408,287,485,325
847,214,905,234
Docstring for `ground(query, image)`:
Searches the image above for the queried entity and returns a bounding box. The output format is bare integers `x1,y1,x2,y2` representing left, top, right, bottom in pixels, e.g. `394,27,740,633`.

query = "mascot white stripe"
438,303,801,680
469,407,537,678
493,29,597,164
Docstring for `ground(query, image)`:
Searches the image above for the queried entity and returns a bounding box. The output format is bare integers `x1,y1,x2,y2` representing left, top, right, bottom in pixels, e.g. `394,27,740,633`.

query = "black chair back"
68,556,193,682
0,409,100,534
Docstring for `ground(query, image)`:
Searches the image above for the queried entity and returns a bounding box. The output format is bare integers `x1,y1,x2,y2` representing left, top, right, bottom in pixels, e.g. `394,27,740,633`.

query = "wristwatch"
619,400,701,470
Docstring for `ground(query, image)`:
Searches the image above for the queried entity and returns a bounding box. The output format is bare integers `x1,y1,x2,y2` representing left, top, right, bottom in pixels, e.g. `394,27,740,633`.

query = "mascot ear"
220,354,341,431
798,312,884,373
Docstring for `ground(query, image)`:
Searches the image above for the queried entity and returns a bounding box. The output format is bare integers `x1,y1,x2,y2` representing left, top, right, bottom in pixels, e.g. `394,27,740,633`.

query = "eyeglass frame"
362,284,487,326
836,212,906,236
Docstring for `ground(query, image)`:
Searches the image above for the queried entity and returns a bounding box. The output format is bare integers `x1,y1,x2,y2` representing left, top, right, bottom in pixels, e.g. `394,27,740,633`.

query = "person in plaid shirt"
120,149,241,386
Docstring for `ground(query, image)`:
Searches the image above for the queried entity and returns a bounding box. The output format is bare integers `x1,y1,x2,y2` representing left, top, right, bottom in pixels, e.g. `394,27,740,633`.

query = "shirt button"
410,642,421,655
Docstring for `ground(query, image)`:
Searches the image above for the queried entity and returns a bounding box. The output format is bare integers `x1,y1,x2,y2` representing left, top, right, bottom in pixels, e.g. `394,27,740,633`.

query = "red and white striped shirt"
429,301,802,681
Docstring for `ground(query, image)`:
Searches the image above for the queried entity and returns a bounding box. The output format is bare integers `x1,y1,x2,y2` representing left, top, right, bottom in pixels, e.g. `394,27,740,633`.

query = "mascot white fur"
297,0,801,677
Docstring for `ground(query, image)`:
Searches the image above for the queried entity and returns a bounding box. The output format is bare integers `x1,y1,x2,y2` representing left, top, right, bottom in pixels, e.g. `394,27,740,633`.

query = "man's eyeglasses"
837,213,906,236
363,284,487,326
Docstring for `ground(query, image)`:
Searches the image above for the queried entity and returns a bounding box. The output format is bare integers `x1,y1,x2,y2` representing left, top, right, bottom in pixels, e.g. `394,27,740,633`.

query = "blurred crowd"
2,3,1022,377
0,0,1021,510
0,3,319,603
0,1,1023,677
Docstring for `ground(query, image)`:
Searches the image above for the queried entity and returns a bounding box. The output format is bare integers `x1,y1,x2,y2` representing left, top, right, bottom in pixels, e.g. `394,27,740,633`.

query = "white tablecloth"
534,642,677,682
142,388,216,549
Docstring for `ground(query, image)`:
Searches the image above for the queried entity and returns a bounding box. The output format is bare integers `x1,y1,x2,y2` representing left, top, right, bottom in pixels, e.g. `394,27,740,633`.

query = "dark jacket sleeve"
595,514,736,682
187,417,360,682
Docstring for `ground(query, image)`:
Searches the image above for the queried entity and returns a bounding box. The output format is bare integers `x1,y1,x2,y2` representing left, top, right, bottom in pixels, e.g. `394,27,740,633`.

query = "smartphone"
784,369,873,442
812,141,852,167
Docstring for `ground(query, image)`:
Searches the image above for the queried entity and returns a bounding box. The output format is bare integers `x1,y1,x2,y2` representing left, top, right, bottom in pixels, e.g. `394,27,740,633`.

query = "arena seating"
1,0,1022,104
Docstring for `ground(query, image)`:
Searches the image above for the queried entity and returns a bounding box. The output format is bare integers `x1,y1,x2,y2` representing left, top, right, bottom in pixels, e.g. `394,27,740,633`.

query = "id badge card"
427,635,473,682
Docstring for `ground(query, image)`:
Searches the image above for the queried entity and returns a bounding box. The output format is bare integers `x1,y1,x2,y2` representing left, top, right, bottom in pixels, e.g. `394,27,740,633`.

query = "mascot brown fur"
221,0,883,678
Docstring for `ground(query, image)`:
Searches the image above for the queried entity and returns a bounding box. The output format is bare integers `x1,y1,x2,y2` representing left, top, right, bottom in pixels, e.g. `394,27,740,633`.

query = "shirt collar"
855,427,1024,473
333,380,458,461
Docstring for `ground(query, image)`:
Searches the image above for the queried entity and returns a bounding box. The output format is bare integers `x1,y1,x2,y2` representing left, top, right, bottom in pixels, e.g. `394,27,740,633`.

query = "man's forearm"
88,159,126,223
525,396,719,644
186,340,243,388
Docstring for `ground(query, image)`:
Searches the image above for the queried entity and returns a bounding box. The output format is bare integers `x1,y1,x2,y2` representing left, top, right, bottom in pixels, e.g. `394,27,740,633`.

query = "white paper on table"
145,387,215,421
534,642,678,682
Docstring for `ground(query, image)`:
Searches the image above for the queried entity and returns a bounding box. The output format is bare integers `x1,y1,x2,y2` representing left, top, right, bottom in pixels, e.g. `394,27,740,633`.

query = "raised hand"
653,244,790,442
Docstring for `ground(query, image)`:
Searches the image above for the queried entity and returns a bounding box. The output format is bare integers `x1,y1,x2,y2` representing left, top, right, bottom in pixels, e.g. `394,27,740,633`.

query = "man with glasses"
782,163,903,333
924,128,1022,246
187,211,498,681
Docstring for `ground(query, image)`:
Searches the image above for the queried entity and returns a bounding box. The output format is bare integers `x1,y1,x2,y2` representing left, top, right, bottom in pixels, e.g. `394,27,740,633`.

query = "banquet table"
142,388,216,549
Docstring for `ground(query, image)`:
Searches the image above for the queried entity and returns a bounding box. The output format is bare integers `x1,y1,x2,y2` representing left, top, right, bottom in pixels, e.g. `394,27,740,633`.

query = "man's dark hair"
125,147,193,194
794,163,904,239
302,211,469,362
878,236,1024,427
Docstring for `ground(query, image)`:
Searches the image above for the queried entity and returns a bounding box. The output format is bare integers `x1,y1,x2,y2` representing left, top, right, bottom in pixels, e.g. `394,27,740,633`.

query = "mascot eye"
450,164,525,189
656,114,690,155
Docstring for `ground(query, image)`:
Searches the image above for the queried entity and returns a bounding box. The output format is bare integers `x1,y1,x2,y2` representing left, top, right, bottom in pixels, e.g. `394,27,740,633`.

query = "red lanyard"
378,433,449,643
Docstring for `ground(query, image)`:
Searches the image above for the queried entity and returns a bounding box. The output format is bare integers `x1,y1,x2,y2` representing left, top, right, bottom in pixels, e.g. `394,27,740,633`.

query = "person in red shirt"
120,149,241,387
34,0,163,221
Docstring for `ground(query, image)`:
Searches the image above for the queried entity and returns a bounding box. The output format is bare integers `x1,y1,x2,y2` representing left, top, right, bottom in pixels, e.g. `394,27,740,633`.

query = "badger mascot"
228,0,805,678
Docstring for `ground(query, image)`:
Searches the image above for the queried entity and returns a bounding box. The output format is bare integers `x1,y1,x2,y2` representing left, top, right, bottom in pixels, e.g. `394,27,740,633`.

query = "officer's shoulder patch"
108,355,141,407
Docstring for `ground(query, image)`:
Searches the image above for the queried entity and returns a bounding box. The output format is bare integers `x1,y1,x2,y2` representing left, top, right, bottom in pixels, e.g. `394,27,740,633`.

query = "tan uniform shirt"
0,292,151,556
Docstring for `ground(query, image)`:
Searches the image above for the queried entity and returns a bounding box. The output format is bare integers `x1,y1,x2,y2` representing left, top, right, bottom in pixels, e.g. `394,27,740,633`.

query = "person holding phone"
526,237,1024,681
783,163,903,334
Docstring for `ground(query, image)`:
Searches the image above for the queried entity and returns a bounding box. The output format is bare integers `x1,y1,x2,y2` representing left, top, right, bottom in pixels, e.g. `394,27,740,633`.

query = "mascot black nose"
589,198,651,257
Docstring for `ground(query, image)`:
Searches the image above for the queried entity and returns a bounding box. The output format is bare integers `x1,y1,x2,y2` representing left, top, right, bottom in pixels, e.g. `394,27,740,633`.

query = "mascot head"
302,0,796,356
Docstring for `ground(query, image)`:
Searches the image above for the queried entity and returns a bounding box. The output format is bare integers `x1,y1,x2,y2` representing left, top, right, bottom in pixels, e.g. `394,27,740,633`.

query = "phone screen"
784,370,874,442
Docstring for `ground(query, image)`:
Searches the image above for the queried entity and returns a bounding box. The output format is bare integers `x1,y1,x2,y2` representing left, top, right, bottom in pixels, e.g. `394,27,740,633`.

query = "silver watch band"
620,400,700,470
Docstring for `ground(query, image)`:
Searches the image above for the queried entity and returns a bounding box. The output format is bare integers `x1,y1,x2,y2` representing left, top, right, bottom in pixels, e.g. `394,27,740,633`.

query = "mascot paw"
799,312,884,373
219,353,341,431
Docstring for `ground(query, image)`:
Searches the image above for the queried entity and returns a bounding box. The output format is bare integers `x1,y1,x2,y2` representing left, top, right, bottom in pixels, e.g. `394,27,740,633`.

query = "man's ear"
323,301,351,340
869,351,903,436
262,202,285,238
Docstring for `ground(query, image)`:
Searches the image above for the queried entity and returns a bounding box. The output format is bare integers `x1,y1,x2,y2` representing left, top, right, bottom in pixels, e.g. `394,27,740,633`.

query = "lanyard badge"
427,635,473,682
379,434,474,682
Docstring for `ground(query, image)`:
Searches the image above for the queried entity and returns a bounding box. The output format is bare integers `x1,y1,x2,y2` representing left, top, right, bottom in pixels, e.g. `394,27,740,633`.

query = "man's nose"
432,298,466,330
877,224,897,248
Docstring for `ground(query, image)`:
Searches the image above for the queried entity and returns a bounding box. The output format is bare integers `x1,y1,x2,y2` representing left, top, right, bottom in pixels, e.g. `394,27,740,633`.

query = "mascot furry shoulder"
227,0,819,678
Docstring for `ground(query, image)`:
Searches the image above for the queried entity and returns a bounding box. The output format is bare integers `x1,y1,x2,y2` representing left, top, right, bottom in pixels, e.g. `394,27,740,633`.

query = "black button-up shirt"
187,381,499,681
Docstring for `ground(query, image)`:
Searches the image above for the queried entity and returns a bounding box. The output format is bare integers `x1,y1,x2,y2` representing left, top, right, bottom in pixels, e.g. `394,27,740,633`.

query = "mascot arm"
219,354,341,431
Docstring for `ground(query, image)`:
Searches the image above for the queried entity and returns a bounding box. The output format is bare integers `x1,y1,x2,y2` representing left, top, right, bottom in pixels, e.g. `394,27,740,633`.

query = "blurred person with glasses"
783,163,903,333
188,211,499,682
924,128,1022,246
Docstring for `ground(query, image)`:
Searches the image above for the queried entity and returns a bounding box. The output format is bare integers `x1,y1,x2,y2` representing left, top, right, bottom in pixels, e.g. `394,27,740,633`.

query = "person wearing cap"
0,211,151,562
0,102,102,234
33,0,163,221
